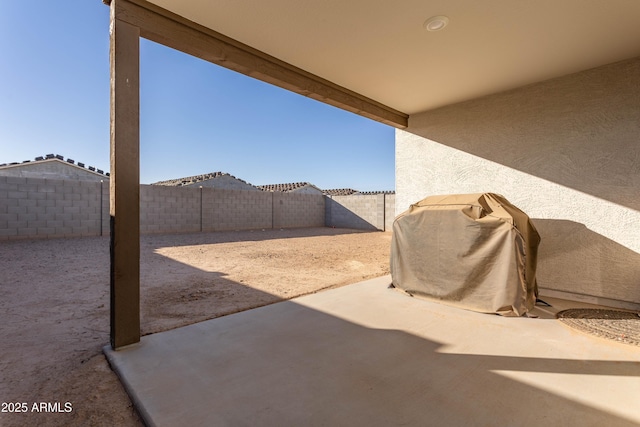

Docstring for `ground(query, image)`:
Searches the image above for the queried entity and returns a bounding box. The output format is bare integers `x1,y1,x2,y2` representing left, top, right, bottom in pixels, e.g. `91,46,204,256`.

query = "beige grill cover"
390,193,540,316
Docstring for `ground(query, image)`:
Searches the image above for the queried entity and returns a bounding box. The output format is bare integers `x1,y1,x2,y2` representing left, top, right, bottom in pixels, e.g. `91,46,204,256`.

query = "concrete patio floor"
104,276,640,427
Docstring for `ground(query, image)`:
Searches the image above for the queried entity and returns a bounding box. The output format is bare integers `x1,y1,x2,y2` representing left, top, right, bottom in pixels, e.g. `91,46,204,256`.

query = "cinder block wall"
0,176,107,239
273,192,325,228
1,178,395,239
101,183,110,235
204,188,272,231
140,185,201,234
384,194,396,231
325,194,395,231
0,179,332,239
140,186,323,233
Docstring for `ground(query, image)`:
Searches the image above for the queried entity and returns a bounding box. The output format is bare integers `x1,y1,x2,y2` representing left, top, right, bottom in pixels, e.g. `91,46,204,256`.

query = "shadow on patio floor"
105,276,640,426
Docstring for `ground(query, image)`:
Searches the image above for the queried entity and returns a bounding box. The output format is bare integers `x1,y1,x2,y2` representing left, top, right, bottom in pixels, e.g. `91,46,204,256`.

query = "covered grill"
390,193,540,316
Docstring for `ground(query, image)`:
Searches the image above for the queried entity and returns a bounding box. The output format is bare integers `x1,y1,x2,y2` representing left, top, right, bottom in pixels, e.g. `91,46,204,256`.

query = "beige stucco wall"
182,175,260,191
396,56,640,307
290,186,324,195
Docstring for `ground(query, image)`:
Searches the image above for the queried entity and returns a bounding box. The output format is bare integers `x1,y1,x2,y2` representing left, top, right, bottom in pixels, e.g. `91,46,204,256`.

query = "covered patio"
104,0,640,425
105,275,640,426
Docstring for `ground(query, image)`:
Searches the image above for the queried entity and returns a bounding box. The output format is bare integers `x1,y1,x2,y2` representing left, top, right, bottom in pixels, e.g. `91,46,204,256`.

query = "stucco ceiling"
146,0,640,115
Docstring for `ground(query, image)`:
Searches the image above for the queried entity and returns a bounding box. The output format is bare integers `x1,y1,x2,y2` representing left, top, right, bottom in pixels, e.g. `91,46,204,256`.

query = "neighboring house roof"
154,175,393,195
152,171,256,188
356,190,395,195
322,188,358,196
0,154,109,179
257,182,322,193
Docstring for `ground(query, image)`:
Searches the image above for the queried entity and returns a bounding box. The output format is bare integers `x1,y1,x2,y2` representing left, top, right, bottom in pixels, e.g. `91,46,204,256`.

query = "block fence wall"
325,194,396,231
0,176,109,239
139,185,326,234
1,176,394,240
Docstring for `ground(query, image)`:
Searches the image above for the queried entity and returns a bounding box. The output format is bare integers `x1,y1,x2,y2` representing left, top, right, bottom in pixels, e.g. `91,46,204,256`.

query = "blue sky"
0,1,395,191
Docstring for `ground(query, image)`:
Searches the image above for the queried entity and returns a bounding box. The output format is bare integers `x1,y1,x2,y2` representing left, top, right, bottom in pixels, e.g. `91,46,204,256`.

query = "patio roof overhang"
108,0,640,116
106,0,408,128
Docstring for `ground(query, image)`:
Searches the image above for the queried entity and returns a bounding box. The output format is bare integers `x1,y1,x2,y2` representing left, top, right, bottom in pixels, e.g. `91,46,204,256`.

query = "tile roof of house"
0,154,109,176
322,188,359,196
152,171,255,187
356,190,395,195
257,182,322,192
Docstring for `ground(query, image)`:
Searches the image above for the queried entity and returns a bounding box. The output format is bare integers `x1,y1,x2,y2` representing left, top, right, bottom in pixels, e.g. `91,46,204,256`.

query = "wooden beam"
109,0,141,349
110,0,408,129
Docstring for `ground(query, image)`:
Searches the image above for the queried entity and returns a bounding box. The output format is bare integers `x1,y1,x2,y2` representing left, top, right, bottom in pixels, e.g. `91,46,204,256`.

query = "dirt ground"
0,227,391,426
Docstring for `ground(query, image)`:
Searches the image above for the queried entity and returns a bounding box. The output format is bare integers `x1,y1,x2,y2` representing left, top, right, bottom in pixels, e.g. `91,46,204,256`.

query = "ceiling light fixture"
423,15,449,31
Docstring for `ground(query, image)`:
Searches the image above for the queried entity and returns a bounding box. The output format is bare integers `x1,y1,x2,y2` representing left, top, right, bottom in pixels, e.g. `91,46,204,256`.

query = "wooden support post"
109,0,140,349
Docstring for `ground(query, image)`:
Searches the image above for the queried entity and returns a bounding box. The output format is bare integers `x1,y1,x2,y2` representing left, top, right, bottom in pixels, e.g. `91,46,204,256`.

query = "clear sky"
0,1,395,191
